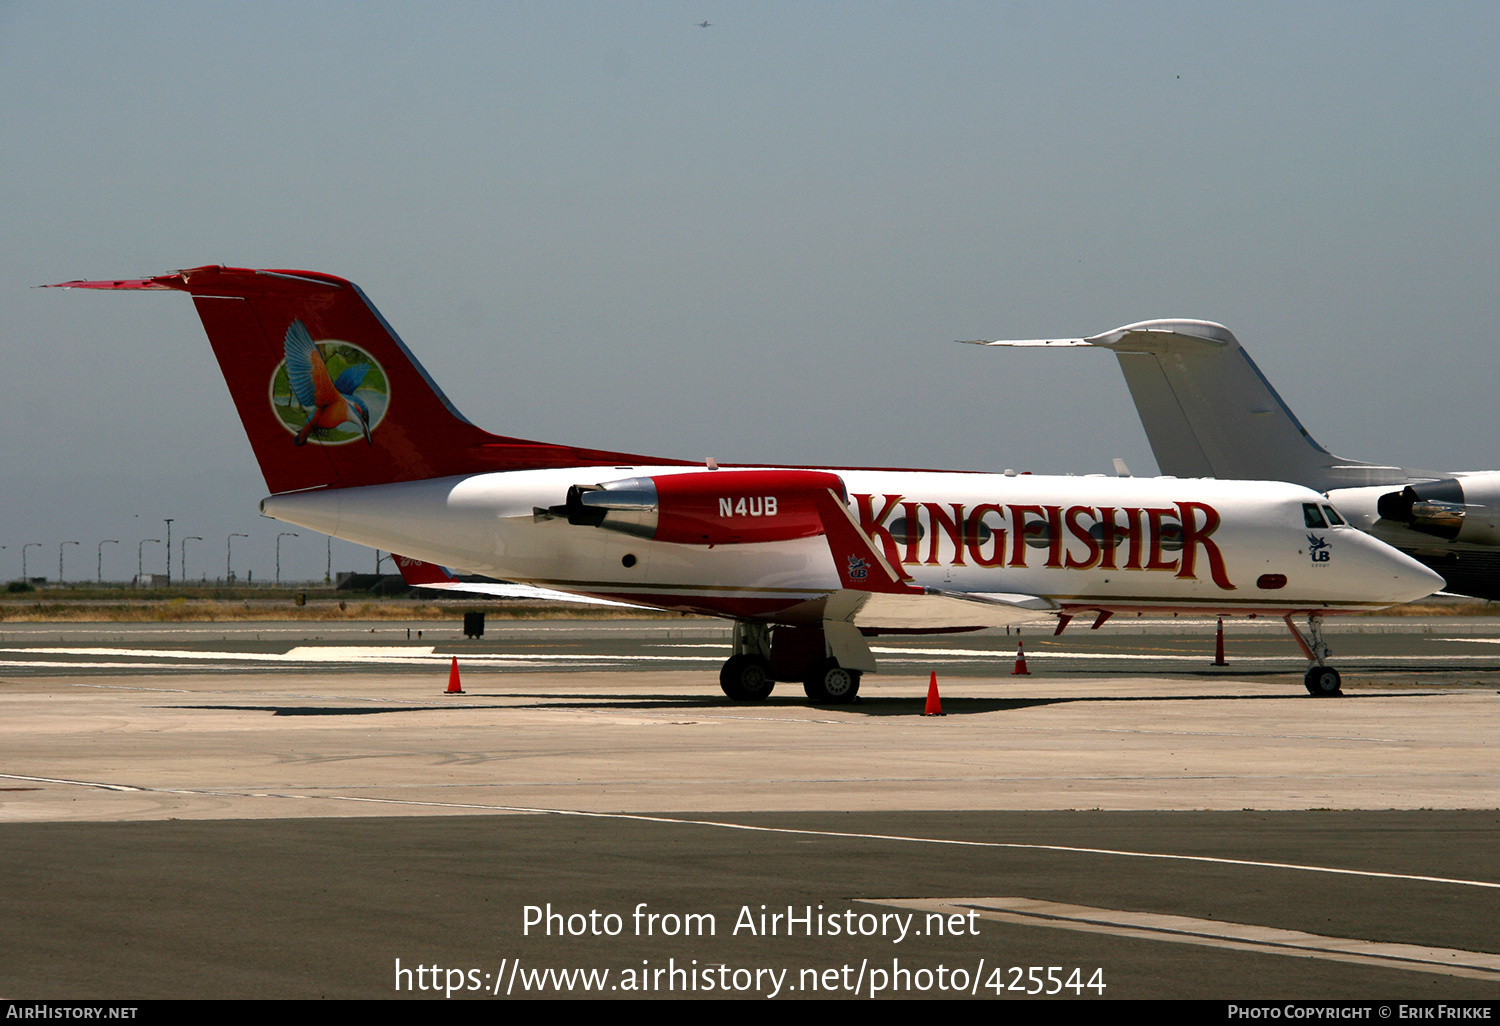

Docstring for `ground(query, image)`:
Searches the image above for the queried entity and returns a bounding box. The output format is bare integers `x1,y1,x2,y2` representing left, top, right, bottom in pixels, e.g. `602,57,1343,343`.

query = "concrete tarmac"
2,618,1498,999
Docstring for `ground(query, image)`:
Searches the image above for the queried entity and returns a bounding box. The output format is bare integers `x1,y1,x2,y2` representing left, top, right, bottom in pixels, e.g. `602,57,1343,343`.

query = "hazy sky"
3,2,1497,583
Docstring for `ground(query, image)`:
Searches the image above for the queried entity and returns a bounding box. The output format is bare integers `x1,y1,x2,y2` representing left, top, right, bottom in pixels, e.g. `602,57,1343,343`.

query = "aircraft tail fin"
967,320,1405,489
49,266,674,494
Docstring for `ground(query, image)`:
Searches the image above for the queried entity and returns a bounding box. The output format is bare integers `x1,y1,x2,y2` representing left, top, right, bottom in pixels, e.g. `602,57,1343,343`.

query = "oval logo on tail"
268,320,390,446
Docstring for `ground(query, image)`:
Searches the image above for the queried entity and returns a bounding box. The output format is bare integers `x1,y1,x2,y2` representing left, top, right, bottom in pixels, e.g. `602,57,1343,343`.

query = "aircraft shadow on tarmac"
164,689,1455,718
165,704,513,716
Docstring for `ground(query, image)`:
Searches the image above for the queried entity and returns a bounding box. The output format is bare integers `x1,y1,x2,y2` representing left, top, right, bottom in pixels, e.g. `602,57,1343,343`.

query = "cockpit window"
1322,505,1346,526
1303,503,1327,528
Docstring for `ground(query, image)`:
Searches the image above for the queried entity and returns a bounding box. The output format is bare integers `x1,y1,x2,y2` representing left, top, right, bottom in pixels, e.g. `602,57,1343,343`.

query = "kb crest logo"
1307,534,1331,564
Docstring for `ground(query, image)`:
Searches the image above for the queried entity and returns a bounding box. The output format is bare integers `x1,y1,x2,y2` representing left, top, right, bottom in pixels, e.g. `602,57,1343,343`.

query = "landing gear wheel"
801,658,861,704
1304,666,1342,696
719,655,774,701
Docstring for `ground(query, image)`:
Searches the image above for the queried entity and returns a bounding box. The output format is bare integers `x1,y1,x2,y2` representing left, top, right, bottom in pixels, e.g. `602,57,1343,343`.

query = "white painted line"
861,897,1500,981
4,774,1497,891
0,772,149,793
660,642,1500,662
0,646,721,666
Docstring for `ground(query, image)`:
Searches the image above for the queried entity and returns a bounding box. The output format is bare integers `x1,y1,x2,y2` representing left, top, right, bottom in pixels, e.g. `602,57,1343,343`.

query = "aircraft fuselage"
262,467,1440,626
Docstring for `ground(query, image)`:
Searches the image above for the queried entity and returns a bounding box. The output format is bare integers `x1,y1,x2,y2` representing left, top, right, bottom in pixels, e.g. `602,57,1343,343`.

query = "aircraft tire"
720,655,774,701
801,659,861,704
1303,666,1342,696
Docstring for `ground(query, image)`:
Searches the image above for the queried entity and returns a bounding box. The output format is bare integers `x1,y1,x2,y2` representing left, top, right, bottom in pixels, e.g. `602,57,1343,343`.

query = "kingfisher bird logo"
269,320,390,445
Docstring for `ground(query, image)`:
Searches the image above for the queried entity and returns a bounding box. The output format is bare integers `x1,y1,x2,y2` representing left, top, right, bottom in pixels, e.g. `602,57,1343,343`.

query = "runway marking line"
0,646,721,665
3,771,1497,892
860,897,1500,981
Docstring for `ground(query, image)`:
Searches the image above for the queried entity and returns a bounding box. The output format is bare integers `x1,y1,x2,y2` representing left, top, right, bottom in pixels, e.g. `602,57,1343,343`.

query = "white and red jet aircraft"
51,267,1443,699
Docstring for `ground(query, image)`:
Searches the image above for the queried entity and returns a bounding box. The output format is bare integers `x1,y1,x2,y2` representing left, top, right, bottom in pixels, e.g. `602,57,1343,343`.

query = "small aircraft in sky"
51,270,1441,698
966,320,1500,601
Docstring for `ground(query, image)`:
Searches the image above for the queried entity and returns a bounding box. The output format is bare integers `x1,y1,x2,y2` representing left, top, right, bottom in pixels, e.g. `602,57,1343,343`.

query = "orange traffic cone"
923,671,945,716
446,656,465,694
1011,641,1030,675
1212,617,1228,666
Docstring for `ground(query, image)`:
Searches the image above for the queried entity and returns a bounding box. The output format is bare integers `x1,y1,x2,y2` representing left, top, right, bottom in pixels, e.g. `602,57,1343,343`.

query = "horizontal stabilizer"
958,337,1093,347
391,554,648,609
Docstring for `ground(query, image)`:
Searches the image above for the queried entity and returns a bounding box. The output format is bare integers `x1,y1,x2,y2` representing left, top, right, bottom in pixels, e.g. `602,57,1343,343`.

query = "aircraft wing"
810,487,1060,630
824,587,1060,631
391,555,652,610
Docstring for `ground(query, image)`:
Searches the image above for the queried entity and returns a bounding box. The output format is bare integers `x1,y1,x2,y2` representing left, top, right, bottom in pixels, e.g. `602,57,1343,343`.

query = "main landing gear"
718,621,864,704
802,658,861,703
719,621,775,701
719,653,775,701
1285,614,1342,696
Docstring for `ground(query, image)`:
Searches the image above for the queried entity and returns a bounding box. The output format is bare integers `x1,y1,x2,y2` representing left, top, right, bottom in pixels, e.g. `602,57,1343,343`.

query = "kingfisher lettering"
852,493,1236,590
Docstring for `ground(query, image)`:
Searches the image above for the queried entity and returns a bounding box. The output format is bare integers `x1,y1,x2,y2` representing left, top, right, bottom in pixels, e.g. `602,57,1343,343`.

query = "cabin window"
1158,523,1184,551
888,517,925,545
1022,520,1052,549
1303,503,1327,528
1089,522,1124,548
1322,505,1346,526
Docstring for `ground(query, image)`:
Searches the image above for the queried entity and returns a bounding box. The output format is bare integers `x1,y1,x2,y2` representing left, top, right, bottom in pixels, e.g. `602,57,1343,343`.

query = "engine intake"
1373,475,1500,545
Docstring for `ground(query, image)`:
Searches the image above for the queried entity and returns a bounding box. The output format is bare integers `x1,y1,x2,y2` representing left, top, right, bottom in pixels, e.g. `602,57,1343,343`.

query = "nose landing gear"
1303,664,1343,695
1285,613,1342,695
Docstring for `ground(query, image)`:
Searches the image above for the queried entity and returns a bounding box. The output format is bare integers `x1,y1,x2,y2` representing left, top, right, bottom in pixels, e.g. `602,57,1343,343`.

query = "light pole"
98,540,119,583
59,541,79,584
326,536,332,584
276,532,299,585
181,537,202,582
22,543,40,583
163,519,173,585
227,534,248,583
138,539,160,584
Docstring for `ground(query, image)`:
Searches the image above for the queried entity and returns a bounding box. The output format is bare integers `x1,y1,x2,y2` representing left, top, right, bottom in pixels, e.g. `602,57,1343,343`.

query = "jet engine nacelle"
548,469,848,546
1333,473,1500,545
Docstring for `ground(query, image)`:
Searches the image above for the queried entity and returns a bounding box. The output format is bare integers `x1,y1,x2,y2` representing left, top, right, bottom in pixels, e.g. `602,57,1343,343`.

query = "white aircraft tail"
966,319,1408,489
